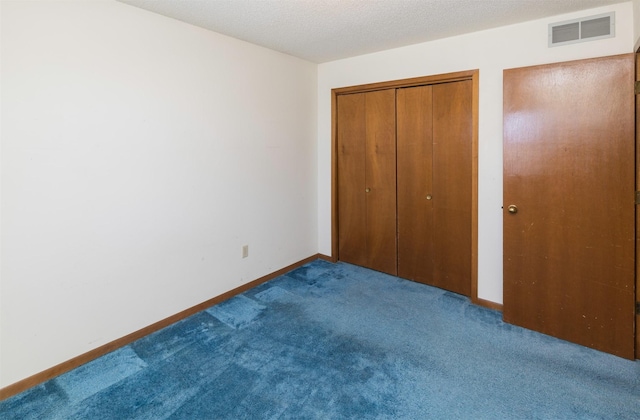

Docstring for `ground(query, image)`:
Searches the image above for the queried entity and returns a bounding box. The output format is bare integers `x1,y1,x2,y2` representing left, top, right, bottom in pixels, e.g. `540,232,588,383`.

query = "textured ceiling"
118,0,625,63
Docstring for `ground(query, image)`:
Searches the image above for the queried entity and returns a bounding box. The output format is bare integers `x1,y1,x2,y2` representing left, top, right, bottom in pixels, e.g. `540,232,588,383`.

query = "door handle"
507,205,518,214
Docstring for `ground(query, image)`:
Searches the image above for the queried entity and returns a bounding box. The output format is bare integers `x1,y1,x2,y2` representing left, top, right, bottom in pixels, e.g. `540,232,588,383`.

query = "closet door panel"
432,81,473,296
337,93,367,267
365,89,397,275
397,85,434,282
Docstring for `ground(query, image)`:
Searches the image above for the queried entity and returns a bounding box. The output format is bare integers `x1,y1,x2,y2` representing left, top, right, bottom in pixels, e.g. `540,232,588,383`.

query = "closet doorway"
331,70,479,302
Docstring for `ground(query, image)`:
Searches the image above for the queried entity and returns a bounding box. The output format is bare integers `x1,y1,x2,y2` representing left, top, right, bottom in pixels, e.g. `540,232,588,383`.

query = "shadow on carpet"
2,260,639,419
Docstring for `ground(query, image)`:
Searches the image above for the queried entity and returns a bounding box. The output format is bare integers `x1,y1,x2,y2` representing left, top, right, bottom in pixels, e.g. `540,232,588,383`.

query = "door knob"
426,194,432,200
365,187,371,193
507,205,518,214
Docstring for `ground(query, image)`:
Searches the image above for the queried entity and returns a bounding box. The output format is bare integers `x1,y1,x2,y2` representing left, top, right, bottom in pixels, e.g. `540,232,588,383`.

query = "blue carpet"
2,260,639,419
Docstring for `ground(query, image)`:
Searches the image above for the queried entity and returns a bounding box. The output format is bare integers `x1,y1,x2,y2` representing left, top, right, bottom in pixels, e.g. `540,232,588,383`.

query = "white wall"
634,0,640,47
0,1,317,387
317,2,635,305
0,0,3,386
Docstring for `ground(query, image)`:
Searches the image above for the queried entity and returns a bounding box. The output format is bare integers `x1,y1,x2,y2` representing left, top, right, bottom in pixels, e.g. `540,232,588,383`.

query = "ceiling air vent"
549,12,614,47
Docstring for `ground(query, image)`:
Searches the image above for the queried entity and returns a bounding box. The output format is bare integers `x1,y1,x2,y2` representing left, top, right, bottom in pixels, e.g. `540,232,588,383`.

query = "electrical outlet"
242,245,249,258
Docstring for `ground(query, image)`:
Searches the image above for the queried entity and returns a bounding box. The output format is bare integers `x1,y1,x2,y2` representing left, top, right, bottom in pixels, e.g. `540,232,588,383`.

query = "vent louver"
549,12,614,47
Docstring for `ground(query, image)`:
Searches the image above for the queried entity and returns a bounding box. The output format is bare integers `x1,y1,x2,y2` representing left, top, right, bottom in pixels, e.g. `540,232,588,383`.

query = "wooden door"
337,89,397,275
503,54,635,359
397,85,434,283
432,81,472,296
397,81,472,296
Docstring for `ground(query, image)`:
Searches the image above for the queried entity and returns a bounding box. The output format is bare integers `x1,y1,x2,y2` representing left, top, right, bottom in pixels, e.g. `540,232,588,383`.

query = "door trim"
635,51,640,360
330,70,480,304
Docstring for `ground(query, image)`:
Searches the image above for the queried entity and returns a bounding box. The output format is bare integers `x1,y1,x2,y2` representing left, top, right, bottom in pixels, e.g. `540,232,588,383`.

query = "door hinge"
636,302,640,315
635,191,640,204
635,81,640,94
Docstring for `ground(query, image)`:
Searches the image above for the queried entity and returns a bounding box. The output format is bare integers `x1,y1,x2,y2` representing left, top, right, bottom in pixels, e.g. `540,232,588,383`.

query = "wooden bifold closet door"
397,82,472,296
337,80,473,296
337,89,397,275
